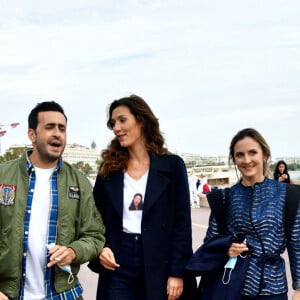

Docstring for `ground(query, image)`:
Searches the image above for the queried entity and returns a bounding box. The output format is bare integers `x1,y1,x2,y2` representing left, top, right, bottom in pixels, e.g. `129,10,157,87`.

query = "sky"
1,0,300,159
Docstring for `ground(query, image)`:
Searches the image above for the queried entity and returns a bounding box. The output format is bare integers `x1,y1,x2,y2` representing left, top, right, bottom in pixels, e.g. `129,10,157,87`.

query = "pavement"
78,207,294,299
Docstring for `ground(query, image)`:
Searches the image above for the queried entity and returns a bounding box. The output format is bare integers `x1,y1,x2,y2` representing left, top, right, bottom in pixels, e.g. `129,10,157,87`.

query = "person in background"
188,169,199,207
197,175,211,207
273,160,291,183
0,101,105,300
198,176,211,195
202,128,300,299
91,95,195,300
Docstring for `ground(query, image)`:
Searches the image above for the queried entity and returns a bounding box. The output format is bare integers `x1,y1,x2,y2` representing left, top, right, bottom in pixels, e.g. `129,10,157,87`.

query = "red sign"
0,131,7,137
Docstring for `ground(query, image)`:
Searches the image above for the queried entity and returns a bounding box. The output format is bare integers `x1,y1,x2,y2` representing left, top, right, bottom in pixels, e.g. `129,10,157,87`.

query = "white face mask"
46,243,74,284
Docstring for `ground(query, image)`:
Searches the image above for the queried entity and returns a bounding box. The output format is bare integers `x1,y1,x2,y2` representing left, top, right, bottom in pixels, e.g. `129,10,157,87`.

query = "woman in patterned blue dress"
204,128,300,300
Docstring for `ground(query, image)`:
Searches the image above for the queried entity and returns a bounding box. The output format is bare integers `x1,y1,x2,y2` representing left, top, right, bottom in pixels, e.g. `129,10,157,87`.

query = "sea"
290,171,300,183
290,171,300,180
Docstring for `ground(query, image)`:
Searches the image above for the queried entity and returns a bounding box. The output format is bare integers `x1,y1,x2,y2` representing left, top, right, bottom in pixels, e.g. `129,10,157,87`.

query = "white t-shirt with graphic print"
123,171,148,234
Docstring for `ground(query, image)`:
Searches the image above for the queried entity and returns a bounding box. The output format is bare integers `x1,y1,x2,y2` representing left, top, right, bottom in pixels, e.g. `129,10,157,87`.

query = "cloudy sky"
0,0,300,159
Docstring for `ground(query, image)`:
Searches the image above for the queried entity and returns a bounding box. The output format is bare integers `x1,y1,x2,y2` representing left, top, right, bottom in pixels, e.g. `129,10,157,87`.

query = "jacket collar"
25,149,62,175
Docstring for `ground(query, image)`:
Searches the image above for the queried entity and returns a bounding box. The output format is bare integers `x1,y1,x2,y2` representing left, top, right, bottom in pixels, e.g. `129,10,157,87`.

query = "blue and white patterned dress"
205,178,300,296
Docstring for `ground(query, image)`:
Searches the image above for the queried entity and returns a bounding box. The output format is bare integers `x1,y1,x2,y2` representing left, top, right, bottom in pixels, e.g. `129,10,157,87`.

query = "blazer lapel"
143,155,171,214
106,171,124,218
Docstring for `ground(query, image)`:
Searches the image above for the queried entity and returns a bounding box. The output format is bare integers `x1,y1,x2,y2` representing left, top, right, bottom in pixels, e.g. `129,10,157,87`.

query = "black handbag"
198,254,250,300
185,185,300,299
185,189,253,300
185,231,252,300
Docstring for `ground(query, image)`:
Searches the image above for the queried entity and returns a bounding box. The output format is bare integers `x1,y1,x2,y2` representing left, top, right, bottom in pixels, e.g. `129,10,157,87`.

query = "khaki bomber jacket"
0,151,105,298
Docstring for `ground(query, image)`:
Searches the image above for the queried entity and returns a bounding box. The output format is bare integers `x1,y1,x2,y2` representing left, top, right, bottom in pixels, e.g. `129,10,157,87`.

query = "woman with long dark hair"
273,160,291,183
92,95,194,300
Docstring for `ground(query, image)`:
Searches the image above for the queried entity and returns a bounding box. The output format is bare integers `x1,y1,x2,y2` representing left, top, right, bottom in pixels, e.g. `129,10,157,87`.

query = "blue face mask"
46,243,74,284
222,256,237,284
224,256,237,269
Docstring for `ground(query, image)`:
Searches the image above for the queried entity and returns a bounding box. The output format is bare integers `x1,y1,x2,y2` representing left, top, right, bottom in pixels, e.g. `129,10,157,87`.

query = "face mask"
224,256,237,269
222,256,237,284
46,243,74,284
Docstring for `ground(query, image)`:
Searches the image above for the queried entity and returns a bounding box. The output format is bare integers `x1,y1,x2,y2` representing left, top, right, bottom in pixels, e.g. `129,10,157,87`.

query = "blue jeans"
97,232,145,300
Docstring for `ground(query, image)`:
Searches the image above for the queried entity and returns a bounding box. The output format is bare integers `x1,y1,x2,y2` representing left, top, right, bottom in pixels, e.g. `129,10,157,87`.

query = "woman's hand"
293,290,300,300
99,247,120,270
228,242,248,257
279,174,288,181
167,276,183,300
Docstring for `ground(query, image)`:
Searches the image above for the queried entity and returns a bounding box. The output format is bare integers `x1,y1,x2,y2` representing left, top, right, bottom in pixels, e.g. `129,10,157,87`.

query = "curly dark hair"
99,95,170,177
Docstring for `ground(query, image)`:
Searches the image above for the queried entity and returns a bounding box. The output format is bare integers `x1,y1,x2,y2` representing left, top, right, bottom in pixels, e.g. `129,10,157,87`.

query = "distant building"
180,153,228,167
274,157,300,164
91,140,97,149
62,143,99,173
4,143,100,174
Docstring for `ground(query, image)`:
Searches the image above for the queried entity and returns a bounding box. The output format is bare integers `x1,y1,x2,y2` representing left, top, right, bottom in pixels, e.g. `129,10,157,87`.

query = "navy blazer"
93,153,194,300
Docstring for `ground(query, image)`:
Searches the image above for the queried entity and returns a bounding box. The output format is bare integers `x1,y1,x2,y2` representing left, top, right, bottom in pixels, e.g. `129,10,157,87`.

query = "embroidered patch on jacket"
68,186,80,200
0,184,17,206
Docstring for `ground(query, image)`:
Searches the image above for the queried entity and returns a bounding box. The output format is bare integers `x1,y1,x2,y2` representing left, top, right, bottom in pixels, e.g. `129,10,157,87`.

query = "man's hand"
0,291,8,300
47,245,76,267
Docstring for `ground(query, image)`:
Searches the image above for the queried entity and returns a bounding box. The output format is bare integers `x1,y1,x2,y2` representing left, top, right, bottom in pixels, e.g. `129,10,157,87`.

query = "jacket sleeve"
68,175,106,264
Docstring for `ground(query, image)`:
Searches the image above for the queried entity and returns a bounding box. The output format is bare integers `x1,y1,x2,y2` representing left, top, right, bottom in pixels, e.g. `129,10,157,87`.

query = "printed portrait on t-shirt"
128,193,143,211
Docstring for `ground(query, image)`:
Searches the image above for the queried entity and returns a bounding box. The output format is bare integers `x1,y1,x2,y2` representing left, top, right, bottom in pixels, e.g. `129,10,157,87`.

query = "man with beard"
0,101,105,300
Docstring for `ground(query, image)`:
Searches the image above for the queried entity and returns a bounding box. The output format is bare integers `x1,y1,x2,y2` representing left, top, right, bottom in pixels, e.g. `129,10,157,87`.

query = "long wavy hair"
99,95,170,177
229,128,272,178
273,160,289,178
